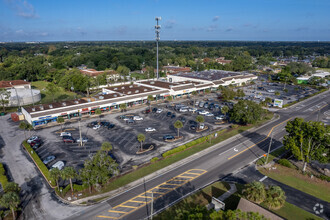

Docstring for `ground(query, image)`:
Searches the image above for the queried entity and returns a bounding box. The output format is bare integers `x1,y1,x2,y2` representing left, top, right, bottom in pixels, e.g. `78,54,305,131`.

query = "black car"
87,121,98,128
100,121,110,127
152,107,158,113
107,123,115,129
179,117,186,123
171,114,176,119
190,124,197,130
163,135,175,141
31,141,42,149
167,112,172,117
189,120,197,125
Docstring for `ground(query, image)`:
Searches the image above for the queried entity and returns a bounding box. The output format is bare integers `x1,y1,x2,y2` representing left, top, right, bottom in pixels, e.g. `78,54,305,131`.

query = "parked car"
87,121,98,128
145,109,151,114
126,119,135,124
199,110,209,115
156,109,163,113
199,102,205,108
179,117,186,123
63,136,75,143
93,124,101,130
100,121,110,127
31,141,42,149
166,112,172,117
163,135,175,141
215,115,225,120
199,123,205,129
205,113,214,117
171,114,176,119
60,132,71,137
51,161,64,170
204,103,209,109
189,120,197,125
189,107,197,112
107,123,115,129
179,108,188,112
152,107,158,113
43,155,55,165
190,124,197,130
195,101,200,106
145,127,156,132
27,136,40,144
76,137,88,143
133,116,143,121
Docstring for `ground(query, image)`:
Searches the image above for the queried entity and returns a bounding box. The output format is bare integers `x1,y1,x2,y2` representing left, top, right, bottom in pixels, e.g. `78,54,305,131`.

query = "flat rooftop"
139,80,202,90
104,84,162,95
174,70,247,81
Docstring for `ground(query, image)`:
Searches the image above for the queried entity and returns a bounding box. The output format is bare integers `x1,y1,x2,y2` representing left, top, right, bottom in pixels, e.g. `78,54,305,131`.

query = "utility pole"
265,132,273,165
155,17,161,80
150,191,154,220
79,115,83,147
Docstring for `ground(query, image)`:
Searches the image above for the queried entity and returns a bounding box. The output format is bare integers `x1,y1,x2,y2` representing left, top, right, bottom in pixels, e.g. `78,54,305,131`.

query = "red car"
63,136,75,143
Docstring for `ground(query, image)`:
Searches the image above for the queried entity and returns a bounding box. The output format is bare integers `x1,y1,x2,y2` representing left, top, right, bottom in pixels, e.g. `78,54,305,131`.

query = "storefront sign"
38,116,52,119
274,99,284,108
61,113,67,115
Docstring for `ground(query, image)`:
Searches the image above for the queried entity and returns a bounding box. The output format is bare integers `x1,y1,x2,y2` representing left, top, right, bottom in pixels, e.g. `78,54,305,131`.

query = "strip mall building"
21,70,257,127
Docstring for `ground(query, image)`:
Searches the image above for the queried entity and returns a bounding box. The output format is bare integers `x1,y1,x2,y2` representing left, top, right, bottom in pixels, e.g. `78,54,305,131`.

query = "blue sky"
1,0,329,42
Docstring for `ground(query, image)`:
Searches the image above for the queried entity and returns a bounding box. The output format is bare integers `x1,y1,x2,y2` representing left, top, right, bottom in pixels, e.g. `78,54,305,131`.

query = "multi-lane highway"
66,90,329,220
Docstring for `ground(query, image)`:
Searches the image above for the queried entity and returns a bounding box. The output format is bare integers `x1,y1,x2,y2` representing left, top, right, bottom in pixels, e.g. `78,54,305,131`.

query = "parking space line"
97,169,207,219
97,215,119,219
108,210,127,214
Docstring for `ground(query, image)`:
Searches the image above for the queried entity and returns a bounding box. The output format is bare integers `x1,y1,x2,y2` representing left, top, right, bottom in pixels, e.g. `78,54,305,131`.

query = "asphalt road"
66,90,329,220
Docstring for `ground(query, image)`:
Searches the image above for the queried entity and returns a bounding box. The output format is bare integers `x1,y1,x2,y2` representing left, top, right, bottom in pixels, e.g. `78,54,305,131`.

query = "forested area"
0,41,329,93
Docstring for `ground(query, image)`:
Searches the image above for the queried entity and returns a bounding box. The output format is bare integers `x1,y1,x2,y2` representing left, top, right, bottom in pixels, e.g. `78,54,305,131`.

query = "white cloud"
4,0,39,18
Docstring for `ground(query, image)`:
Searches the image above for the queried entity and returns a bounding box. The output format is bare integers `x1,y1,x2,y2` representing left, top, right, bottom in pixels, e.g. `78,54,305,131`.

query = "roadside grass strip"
97,169,207,219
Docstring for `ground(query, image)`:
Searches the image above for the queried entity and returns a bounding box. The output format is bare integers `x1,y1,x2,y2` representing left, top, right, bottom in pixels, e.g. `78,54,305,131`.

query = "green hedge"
150,157,159,163
0,163,8,188
278,159,294,168
22,141,54,187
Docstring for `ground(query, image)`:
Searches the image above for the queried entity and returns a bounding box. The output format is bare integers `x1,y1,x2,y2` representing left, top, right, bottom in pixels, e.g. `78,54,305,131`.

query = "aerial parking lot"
28,98,230,171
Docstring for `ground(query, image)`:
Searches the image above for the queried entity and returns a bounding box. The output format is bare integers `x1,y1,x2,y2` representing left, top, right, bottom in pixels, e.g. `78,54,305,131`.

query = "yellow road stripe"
228,117,293,160
177,175,194,178
164,183,182,186
108,210,127,214
137,195,152,198
157,186,173,190
127,200,145,203
97,215,119,219
117,205,137,209
185,172,203,175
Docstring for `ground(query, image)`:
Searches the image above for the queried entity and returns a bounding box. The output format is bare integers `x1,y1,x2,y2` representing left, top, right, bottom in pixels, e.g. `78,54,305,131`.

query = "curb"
71,113,279,205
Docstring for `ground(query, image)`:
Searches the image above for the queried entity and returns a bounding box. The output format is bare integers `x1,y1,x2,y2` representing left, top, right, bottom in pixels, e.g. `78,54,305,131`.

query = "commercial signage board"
274,99,284,108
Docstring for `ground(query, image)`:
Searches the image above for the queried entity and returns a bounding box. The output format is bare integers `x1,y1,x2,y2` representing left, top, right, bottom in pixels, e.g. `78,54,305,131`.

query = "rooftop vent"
39,105,44,110
135,90,139,93
114,88,118,90
31,107,35,112
99,96,104,100
150,81,155,84
137,85,141,87
62,102,66,106
121,87,125,89
144,89,148,92
49,104,53,109
113,94,117,97
169,85,173,89
129,85,133,88
74,100,79,104
127,91,131,94
87,98,91,102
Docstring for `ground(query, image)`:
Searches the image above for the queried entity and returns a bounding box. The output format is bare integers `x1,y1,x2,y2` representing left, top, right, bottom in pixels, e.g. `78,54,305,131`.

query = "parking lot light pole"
155,17,161,80
78,115,83,147
265,132,273,165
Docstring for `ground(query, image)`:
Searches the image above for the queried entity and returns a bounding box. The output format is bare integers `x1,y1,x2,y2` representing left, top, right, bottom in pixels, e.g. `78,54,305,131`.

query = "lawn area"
154,182,230,219
261,202,323,220
256,146,287,165
31,81,78,104
259,165,330,202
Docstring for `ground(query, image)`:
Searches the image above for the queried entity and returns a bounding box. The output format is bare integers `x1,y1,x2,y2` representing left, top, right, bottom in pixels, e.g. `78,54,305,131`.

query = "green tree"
101,142,113,154
283,118,329,172
0,88,11,113
0,192,20,220
116,65,130,76
137,133,146,152
205,88,211,94
221,87,236,101
79,161,95,194
147,95,154,110
243,181,266,204
19,121,28,139
119,103,127,112
50,168,61,190
191,90,198,106
174,120,183,138
95,108,102,123
56,117,65,132
166,96,173,101
230,100,265,125
275,91,280,96
196,115,205,128
264,185,286,210
265,97,272,104
46,82,60,102
61,167,77,195
4,182,20,194
221,106,229,115
236,89,245,97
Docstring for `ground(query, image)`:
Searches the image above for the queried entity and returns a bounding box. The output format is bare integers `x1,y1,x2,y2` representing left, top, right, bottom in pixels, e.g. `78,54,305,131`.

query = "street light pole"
265,132,273,165
155,17,161,80
151,191,154,220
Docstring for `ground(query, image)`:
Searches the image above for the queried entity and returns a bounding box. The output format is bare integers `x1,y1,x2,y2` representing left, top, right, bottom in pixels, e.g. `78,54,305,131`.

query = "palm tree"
191,91,198,106
4,182,20,193
50,168,61,190
61,167,77,195
137,133,146,152
174,120,183,138
242,181,266,204
119,103,127,112
101,142,113,154
0,192,20,220
264,185,286,210
196,115,205,129
19,122,27,139
221,106,229,115
147,95,154,110
95,108,102,123
57,117,65,132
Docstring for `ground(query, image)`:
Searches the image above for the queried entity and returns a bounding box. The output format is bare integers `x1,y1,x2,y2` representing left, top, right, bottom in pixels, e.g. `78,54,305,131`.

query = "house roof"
0,80,30,89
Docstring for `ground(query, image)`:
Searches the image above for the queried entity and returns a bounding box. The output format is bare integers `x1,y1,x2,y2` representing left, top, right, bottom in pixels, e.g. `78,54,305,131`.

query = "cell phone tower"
155,17,161,80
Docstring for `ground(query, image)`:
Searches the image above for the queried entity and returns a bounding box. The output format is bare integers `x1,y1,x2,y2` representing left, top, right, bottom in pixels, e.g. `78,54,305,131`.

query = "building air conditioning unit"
135,90,139,93
62,102,66,106
39,105,44,110
150,81,155,84
113,94,117,97
129,85,133,88
49,104,53,108
127,91,131,94
74,100,79,104
114,88,118,90
144,89,148,91
121,87,125,89
31,108,35,112
87,98,91,102
99,96,104,100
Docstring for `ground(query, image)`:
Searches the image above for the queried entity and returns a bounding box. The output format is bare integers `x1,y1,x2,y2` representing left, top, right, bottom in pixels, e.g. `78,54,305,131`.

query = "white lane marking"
233,148,238,152
259,176,268,182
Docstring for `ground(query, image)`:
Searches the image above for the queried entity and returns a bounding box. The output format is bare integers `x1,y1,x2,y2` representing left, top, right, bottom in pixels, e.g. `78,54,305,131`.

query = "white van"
51,161,65,170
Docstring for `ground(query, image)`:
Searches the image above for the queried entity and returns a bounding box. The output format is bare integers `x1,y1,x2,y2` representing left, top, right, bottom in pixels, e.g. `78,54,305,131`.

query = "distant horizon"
1,0,329,42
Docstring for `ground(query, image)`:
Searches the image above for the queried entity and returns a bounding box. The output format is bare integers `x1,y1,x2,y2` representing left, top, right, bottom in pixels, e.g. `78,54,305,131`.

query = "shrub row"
277,159,294,168
22,141,54,187
150,157,159,163
0,163,8,188
73,184,88,192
